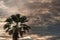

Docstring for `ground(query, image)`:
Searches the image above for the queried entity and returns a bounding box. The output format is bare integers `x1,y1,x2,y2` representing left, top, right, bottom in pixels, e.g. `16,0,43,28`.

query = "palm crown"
4,14,31,40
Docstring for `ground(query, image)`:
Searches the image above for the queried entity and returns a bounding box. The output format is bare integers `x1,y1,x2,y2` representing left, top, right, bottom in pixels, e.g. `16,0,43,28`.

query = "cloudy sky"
0,0,53,17
0,0,60,36
0,0,60,26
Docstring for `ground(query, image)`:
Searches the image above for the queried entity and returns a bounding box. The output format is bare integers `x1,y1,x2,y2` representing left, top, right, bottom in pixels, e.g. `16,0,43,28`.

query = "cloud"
0,1,19,17
0,0,60,27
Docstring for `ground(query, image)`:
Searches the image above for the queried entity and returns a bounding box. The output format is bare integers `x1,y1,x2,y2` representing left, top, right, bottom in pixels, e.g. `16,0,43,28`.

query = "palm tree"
3,14,31,40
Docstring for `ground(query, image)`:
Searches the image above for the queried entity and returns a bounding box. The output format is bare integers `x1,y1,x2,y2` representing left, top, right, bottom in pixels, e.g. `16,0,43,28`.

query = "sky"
0,0,60,36
0,0,53,17
0,0,60,26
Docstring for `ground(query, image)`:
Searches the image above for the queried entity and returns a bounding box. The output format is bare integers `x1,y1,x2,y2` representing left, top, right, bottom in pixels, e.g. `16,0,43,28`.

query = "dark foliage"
3,14,31,40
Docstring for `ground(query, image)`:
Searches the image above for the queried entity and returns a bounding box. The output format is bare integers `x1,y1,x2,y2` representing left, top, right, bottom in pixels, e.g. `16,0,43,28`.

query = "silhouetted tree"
4,14,31,40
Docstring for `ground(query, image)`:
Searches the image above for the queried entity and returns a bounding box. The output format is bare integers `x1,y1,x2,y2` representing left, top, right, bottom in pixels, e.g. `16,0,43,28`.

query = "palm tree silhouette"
3,14,31,40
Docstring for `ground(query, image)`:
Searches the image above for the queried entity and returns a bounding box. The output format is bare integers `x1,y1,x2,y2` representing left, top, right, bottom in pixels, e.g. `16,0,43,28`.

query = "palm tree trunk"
13,22,19,40
13,29,19,40
13,37,18,40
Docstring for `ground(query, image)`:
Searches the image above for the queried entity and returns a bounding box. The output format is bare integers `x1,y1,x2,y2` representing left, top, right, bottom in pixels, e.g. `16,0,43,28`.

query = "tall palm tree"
3,14,31,40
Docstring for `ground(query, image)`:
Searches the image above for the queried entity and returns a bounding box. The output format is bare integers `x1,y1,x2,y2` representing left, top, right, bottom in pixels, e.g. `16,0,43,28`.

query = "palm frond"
4,23,10,29
13,25,18,29
20,24,31,33
16,14,20,18
21,24,31,30
5,18,12,24
5,28,10,32
11,15,19,23
9,29,13,35
19,16,28,23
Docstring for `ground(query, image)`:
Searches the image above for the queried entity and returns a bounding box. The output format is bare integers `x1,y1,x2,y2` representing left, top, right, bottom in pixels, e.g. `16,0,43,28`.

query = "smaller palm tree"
3,14,31,40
